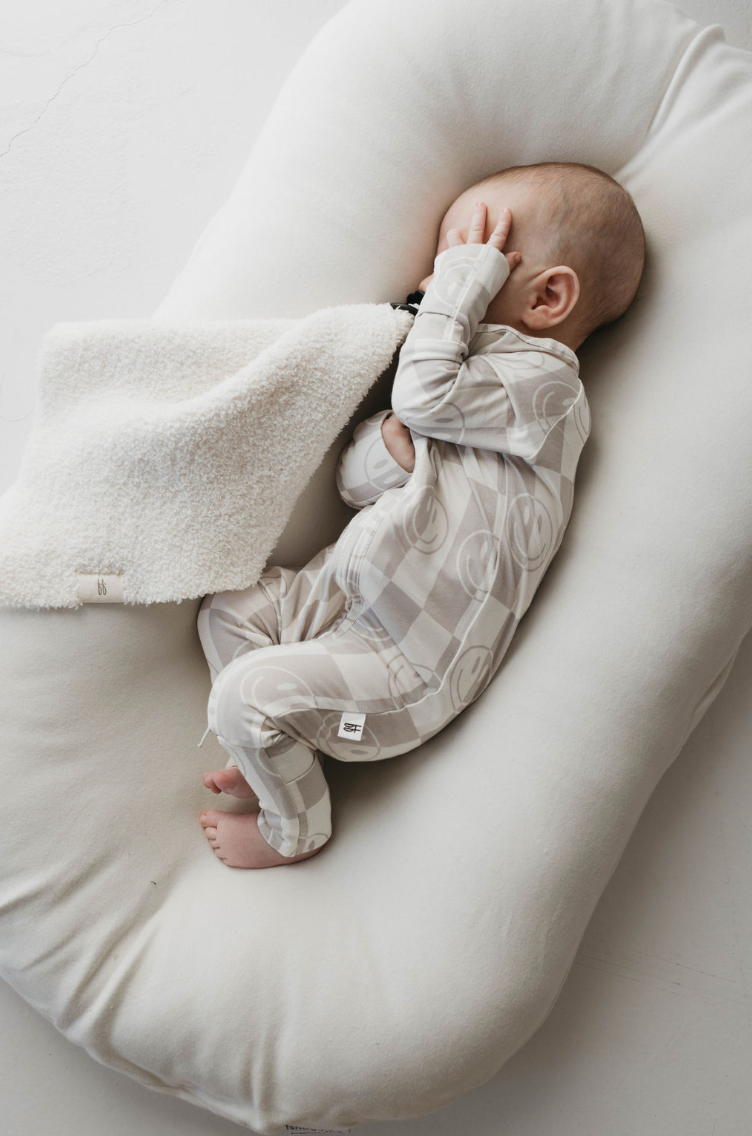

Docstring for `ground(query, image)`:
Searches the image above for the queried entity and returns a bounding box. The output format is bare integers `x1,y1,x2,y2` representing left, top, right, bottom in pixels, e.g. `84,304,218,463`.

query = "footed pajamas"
198,240,591,857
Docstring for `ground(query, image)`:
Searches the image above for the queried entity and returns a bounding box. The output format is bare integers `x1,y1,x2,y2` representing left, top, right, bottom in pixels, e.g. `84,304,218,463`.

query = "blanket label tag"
285,1128,352,1134
337,711,366,740
77,574,125,603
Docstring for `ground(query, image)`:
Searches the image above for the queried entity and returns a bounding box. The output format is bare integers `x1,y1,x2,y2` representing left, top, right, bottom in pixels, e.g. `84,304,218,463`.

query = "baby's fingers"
447,202,486,247
466,201,487,244
487,206,512,252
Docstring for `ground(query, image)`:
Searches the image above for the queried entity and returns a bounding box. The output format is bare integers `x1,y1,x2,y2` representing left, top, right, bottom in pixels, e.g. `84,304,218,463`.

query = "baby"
197,160,646,869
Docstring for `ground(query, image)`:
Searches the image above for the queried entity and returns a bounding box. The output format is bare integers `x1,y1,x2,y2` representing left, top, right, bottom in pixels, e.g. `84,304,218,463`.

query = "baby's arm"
389,204,580,462
391,240,580,461
335,408,412,510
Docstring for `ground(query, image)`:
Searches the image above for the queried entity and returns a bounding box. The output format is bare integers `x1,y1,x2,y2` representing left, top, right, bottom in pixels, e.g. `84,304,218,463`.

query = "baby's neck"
491,318,583,355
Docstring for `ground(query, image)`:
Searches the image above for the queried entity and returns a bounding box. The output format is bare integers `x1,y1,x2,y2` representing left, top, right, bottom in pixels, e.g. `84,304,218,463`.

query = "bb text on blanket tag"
285,1127,352,1134
337,712,366,741
77,574,125,603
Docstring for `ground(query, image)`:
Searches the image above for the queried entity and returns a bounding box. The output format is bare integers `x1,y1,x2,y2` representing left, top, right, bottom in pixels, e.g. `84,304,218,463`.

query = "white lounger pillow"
2,0,752,1132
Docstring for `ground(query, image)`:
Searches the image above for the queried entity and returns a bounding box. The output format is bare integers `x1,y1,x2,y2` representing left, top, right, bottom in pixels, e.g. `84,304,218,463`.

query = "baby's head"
432,162,646,353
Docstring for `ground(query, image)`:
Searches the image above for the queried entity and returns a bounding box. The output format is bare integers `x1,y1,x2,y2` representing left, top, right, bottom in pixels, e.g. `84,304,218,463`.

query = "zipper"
332,510,371,590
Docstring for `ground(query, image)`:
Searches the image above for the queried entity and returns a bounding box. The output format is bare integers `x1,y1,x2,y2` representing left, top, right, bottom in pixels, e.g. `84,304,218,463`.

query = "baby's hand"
418,202,522,292
449,200,521,266
381,412,415,472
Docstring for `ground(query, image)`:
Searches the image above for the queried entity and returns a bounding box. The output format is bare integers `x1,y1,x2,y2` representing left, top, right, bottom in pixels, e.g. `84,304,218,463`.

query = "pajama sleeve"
335,408,413,510
390,241,583,462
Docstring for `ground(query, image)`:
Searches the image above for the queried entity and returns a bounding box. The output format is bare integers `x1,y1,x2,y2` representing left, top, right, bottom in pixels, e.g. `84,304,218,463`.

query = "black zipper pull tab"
390,289,424,316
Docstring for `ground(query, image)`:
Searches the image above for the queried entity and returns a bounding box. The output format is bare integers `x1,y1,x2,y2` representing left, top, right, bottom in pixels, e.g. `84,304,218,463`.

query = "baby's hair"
474,161,646,341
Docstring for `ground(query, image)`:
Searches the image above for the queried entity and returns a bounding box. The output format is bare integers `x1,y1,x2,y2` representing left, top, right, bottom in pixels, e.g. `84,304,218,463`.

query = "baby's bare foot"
203,766,257,798
199,809,324,869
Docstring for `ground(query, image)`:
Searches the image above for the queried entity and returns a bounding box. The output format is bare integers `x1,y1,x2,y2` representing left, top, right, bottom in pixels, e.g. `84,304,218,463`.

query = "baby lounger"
2,0,752,1131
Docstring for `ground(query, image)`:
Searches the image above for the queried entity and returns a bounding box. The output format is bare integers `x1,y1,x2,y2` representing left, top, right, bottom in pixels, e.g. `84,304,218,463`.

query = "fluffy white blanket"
0,306,412,609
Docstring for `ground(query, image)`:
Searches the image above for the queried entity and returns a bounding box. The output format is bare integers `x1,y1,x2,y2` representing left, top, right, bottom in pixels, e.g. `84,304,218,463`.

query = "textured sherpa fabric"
0,305,413,609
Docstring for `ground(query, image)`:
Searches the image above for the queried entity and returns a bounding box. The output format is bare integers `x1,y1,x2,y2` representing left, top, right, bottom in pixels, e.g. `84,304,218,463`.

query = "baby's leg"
196,569,296,789
205,649,333,860
197,549,344,788
200,624,431,867
197,543,344,682
197,568,294,683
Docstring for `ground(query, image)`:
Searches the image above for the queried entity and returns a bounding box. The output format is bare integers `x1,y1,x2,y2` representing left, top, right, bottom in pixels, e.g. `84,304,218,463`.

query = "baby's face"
429,178,572,335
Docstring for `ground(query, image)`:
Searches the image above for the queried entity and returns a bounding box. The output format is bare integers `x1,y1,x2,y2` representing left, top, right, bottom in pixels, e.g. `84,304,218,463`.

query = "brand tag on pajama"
337,712,366,740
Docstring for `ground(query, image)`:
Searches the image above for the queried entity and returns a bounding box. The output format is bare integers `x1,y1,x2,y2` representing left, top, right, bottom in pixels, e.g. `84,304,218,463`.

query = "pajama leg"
205,625,428,858
196,569,292,774
207,652,332,857
197,542,344,682
196,544,346,805
197,568,293,683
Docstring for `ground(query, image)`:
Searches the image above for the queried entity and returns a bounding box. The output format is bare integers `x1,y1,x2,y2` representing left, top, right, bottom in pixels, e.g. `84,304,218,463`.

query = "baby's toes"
200,809,222,835
200,811,226,857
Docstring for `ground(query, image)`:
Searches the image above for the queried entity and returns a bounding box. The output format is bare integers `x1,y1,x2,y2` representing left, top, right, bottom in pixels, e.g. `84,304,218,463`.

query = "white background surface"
2,2,751,1134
